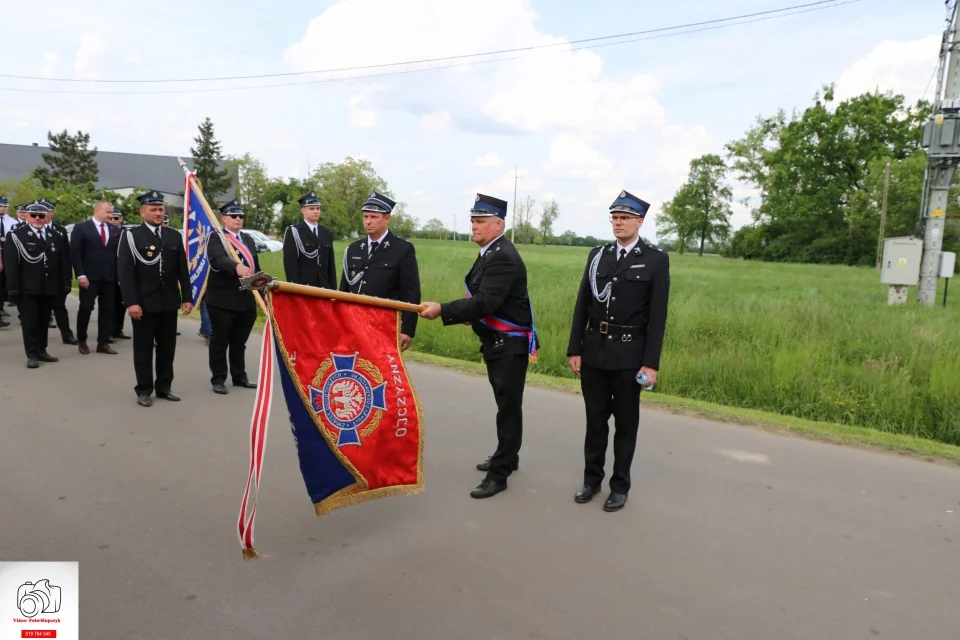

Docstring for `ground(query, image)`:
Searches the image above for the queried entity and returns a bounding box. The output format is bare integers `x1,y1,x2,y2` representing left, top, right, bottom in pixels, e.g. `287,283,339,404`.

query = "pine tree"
190,117,232,201
33,129,99,188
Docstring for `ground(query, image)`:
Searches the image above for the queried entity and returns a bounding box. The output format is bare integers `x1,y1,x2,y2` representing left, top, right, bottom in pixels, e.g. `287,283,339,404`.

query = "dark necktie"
369,241,379,256
619,248,627,261
100,222,107,245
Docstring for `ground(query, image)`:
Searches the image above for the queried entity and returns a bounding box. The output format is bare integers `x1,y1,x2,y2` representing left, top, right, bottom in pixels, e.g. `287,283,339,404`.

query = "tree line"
3,119,610,246
657,84,960,265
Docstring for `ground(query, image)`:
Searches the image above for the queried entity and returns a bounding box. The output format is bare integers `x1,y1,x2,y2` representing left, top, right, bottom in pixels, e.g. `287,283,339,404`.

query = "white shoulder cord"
10,233,46,265
342,245,363,287
289,227,319,259
126,229,163,276
589,248,612,303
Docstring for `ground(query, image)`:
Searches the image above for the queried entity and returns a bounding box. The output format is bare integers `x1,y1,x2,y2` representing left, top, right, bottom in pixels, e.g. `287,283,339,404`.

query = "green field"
253,239,960,447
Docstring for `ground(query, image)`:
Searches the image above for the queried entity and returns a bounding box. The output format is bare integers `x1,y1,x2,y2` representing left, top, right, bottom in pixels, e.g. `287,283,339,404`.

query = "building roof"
0,142,236,200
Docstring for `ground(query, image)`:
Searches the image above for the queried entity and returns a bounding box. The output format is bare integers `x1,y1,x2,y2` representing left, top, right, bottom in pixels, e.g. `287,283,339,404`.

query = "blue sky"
0,0,944,241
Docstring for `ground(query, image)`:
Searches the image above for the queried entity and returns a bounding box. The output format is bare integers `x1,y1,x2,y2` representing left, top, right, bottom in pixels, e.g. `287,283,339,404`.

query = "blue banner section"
184,177,218,306
274,340,357,506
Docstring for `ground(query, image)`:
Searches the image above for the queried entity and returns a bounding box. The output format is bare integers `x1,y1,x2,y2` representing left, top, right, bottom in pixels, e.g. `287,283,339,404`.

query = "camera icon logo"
17,580,61,618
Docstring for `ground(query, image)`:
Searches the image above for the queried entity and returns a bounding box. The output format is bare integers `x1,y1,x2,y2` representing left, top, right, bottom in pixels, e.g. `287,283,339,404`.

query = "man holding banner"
205,200,260,395
419,193,538,500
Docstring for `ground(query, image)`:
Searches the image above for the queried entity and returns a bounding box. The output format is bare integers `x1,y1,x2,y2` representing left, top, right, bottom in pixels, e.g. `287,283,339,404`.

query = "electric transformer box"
881,237,923,286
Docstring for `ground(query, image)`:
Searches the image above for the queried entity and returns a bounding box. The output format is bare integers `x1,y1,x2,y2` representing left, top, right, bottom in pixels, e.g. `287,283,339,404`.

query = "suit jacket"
440,235,535,361
566,238,670,371
338,230,421,337
117,223,191,313
204,230,261,312
70,217,122,282
283,220,336,288
3,224,72,297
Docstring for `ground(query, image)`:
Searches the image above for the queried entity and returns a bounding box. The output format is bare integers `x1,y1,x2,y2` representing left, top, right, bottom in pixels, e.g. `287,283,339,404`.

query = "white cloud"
411,189,435,203
40,52,58,78
283,0,666,137
542,134,614,180
474,152,505,168
348,94,378,129
834,35,940,103
74,34,107,80
419,111,451,132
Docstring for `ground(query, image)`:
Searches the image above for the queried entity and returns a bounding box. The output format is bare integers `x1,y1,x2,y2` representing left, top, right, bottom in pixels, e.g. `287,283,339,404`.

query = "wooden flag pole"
240,272,427,313
178,157,268,315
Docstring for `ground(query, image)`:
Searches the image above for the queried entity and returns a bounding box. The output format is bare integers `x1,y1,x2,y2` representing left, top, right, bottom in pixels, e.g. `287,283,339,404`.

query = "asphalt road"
1,300,958,640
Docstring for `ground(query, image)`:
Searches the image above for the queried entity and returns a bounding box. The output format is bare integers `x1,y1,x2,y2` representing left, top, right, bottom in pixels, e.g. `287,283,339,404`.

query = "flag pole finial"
239,271,277,292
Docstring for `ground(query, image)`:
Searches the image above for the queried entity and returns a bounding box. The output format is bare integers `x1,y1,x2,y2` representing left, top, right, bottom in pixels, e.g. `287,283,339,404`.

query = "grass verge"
404,351,960,467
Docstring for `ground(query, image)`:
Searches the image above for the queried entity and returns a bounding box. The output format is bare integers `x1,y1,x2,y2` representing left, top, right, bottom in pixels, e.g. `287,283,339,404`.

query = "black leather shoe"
603,492,628,512
137,395,153,407
112,332,131,340
476,456,519,472
234,380,257,389
156,391,181,401
470,478,507,499
575,484,601,504
63,336,79,345
213,384,229,395
37,353,58,362
26,359,39,369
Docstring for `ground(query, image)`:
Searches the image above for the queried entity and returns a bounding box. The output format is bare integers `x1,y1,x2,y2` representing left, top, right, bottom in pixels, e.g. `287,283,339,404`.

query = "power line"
0,0,859,86
0,0,864,97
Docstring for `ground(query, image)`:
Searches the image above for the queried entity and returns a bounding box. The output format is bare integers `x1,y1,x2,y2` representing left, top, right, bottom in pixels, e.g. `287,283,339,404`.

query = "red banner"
270,289,424,513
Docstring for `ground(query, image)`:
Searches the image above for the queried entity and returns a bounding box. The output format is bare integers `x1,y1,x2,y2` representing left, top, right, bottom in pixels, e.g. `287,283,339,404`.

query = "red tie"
100,222,107,245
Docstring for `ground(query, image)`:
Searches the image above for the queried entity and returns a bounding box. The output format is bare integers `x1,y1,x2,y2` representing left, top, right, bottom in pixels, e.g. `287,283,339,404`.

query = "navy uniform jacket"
205,230,261,312
3,224,72,297
440,235,536,361
338,230,421,337
283,220,336,288
567,239,670,371
70,218,122,282
117,224,191,313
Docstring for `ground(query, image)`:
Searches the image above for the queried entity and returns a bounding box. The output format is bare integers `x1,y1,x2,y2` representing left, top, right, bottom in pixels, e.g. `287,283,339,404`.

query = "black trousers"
113,283,126,335
580,364,643,494
47,292,73,341
207,305,256,385
77,280,116,345
18,294,55,358
132,310,178,396
483,353,528,482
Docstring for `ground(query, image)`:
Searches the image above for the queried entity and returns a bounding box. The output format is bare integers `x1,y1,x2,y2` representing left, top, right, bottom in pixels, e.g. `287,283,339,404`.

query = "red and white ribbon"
238,318,275,559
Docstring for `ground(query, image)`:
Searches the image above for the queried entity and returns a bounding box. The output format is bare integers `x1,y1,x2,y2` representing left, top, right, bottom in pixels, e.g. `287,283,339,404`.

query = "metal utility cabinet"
881,237,924,286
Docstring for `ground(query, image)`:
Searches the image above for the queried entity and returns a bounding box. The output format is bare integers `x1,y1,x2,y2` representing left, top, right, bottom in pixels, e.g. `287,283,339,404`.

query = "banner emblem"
308,353,387,447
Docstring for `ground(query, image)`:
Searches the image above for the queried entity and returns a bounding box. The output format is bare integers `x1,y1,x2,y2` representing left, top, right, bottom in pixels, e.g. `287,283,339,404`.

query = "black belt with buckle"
589,319,646,336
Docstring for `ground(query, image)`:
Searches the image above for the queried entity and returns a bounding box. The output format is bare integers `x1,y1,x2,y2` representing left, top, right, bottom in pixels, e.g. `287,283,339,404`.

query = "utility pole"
876,158,891,271
918,0,960,306
453,214,457,241
511,165,523,244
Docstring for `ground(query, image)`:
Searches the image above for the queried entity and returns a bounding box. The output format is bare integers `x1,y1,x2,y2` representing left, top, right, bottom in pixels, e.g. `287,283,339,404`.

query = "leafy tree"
312,157,391,238
32,129,99,188
225,153,275,233
538,199,559,243
190,118,233,203
725,86,931,264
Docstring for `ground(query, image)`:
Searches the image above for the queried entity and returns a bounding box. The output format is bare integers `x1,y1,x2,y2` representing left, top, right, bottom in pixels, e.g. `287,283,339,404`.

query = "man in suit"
566,190,670,512
419,193,538,499
205,200,260,395
339,192,421,350
117,190,193,407
71,200,122,354
3,201,73,368
108,206,131,341
40,199,78,344
282,191,336,288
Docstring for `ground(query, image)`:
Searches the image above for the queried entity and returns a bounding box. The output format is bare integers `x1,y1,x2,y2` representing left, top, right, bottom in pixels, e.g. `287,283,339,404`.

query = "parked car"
242,229,283,253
